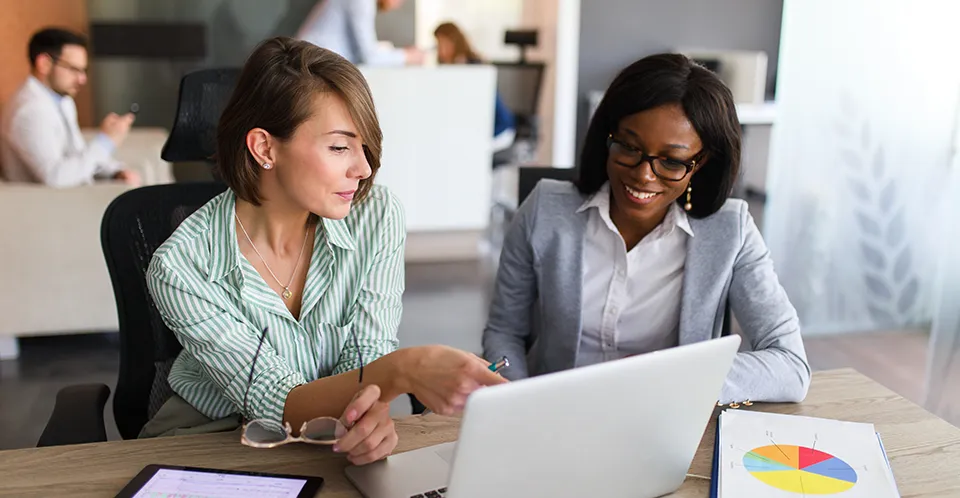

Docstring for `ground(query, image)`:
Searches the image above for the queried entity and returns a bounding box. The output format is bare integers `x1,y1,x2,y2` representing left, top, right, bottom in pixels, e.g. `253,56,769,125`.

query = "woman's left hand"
333,384,398,465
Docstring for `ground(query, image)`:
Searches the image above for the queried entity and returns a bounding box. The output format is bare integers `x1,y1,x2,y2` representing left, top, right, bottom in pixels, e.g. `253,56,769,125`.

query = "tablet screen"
132,468,306,498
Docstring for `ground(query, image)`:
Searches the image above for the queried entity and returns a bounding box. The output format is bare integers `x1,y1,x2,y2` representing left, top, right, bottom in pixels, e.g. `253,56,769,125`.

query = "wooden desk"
2,369,959,497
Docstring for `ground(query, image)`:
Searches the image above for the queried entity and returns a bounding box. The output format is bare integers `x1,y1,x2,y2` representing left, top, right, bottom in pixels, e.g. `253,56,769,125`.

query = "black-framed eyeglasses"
47,54,87,76
606,134,700,182
239,326,364,448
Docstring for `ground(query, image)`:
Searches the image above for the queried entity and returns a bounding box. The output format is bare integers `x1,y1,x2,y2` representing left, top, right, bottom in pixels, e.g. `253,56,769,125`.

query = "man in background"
1,27,140,187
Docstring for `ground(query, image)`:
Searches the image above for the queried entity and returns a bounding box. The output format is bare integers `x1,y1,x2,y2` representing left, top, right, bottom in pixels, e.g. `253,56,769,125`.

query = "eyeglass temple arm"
243,327,270,420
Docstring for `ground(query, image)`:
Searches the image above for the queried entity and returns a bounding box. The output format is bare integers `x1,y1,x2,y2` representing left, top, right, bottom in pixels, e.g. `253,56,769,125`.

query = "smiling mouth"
624,184,660,201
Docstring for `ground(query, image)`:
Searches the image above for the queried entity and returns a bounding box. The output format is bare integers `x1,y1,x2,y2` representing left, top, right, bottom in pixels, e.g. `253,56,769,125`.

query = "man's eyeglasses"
47,55,87,77
606,134,700,182
240,327,364,448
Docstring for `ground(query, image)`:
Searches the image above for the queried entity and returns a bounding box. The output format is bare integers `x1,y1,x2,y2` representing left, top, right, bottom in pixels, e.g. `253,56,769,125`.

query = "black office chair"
37,182,227,446
492,62,546,167
161,68,241,165
36,69,240,447
518,166,578,205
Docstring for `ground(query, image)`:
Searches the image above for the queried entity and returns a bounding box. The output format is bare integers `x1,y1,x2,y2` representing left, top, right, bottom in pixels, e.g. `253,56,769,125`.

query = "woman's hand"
402,345,508,415
333,385,398,465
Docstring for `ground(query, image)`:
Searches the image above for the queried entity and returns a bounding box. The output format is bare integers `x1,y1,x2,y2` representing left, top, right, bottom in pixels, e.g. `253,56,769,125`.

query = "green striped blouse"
146,185,405,428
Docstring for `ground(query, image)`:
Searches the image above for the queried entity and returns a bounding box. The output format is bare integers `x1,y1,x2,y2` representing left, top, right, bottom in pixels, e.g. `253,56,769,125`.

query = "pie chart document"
718,410,899,497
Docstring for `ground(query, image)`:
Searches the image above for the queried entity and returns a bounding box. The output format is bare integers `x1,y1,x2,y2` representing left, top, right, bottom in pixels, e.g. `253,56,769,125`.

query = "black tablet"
115,464,324,498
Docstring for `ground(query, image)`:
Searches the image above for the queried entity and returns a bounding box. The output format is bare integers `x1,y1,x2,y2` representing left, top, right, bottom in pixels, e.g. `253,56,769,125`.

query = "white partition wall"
361,65,496,232
765,0,960,335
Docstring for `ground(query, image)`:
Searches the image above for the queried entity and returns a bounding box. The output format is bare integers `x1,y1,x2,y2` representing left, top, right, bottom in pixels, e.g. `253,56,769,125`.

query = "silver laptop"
345,335,741,498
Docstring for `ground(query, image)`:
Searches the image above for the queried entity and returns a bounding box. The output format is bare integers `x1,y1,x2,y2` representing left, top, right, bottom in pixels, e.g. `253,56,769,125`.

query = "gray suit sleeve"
482,186,541,379
722,203,812,403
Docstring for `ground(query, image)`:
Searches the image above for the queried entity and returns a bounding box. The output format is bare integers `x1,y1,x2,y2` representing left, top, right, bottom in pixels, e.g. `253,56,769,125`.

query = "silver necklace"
235,213,310,300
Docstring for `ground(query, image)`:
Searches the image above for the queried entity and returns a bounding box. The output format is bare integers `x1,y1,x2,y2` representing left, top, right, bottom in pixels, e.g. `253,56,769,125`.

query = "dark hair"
28,28,87,67
578,53,741,218
216,37,382,205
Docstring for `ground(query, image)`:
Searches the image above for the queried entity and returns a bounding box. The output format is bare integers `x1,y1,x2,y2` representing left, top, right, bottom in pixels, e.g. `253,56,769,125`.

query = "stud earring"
684,184,693,211
262,162,272,170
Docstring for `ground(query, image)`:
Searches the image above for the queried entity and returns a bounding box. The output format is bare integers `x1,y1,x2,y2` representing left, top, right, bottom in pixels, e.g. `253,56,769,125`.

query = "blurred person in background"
0,27,140,187
297,0,423,66
434,22,516,152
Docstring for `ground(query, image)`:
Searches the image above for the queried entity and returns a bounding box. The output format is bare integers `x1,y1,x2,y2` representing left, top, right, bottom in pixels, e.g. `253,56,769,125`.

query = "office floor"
1,261,956,450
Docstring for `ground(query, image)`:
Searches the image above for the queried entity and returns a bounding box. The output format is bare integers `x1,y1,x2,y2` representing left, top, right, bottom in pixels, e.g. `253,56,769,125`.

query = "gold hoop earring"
684,184,693,211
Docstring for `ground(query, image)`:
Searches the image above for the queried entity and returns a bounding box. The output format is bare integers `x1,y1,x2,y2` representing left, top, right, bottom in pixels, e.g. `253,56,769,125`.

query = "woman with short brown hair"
144,37,504,465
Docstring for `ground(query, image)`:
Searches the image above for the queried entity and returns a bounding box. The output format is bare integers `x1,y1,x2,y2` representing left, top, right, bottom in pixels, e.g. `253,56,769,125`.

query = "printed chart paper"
718,410,898,497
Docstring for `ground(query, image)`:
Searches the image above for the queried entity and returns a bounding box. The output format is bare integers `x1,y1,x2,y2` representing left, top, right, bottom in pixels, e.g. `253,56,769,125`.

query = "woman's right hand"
400,345,507,415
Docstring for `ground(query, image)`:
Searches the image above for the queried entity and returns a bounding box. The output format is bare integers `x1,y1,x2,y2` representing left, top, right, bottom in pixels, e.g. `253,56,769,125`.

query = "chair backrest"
492,62,546,117
102,182,227,439
518,166,578,206
492,62,546,140
160,68,241,163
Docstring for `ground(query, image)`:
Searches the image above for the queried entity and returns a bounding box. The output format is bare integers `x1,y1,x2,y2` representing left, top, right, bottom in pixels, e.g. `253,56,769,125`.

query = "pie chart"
743,445,858,494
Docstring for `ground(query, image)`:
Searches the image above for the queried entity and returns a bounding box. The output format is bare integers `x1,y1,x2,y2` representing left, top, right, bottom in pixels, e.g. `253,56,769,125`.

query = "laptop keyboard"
410,487,447,498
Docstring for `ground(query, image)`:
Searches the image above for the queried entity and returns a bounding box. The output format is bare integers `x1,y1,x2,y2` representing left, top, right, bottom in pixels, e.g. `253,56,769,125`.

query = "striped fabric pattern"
146,185,406,428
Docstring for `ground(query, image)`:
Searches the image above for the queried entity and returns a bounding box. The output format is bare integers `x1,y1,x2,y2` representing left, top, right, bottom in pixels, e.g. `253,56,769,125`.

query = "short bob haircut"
217,37,382,205
578,53,741,218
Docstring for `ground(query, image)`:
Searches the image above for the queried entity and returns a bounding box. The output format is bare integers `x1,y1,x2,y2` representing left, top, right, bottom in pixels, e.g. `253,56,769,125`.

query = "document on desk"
716,410,899,498
132,468,306,498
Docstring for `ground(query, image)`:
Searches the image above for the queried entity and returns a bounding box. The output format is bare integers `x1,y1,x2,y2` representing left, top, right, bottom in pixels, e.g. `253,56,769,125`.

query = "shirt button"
610,306,618,314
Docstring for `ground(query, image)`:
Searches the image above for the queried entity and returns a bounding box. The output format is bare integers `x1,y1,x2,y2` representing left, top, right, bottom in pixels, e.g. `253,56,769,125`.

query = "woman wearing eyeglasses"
142,38,504,465
483,53,810,404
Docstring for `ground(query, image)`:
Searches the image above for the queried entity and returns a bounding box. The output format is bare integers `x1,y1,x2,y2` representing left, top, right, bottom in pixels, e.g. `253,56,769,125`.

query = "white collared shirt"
576,182,694,367
0,76,119,186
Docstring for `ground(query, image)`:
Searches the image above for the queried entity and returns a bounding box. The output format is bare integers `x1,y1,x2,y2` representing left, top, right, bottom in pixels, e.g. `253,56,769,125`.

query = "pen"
420,356,509,416
488,356,509,373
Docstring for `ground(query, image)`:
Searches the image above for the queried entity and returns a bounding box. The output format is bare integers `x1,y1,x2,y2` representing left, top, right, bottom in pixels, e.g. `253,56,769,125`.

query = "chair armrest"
408,393,427,414
37,384,110,447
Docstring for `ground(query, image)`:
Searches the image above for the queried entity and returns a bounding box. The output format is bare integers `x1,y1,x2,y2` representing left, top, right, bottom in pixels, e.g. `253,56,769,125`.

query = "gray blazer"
483,180,811,403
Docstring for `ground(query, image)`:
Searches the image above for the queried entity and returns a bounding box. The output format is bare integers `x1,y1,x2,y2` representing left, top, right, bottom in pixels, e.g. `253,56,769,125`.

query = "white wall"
363,66,496,232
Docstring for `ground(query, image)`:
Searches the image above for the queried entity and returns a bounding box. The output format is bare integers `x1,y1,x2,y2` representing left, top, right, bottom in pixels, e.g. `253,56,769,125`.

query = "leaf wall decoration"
864,274,893,300
847,179,871,202
855,211,882,238
873,147,886,179
867,304,895,324
841,149,862,170
838,94,920,328
893,248,911,283
887,210,906,246
879,180,896,214
898,278,919,314
860,243,886,271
